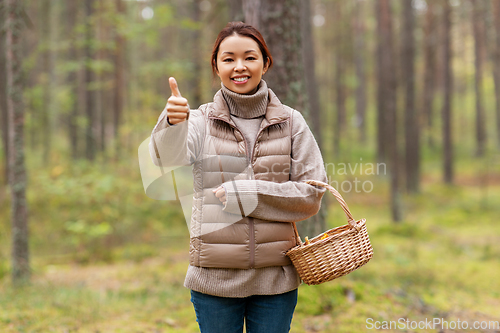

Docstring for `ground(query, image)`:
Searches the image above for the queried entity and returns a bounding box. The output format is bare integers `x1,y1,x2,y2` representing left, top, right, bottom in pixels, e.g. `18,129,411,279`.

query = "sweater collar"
221,80,268,119
208,80,289,126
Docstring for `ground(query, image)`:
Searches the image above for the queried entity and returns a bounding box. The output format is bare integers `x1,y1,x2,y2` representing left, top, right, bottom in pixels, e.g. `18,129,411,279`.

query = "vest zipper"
232,125,256,269
250,120,288,164
208,116,287,269
210,119,256,267
208,115,287,165
249,217,255,268
248,121,287,269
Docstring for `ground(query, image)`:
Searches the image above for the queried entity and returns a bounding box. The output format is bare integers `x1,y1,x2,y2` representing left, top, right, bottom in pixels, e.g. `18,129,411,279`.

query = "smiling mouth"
231,76,250,83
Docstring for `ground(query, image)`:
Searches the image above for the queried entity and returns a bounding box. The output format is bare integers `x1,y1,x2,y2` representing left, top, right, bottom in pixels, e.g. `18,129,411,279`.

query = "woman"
150,21,327,333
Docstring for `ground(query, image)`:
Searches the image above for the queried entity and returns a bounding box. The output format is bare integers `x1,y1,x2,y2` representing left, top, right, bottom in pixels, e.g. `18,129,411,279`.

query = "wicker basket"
286,180,373,285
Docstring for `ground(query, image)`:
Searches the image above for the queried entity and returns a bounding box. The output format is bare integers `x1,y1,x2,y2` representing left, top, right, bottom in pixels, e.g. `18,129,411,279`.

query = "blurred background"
1,0,500,332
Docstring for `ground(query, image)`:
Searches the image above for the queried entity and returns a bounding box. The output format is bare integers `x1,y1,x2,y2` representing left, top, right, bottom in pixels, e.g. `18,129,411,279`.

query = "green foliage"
123,4,174,46
2,159,499,331
179,18,202,31
0,252,8,281
87,58,114,75
4,157,187,265
53,85,75,116
113,243,159,263
2,0,500,331
64,220,113,263
23,84,43,112
139,58,191,79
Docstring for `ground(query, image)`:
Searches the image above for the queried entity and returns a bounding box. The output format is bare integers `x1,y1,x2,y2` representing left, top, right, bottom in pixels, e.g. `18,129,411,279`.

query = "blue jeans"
190,289,298,333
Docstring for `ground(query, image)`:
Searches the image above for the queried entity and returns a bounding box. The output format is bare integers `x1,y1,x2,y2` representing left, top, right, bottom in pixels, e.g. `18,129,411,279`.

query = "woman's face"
216,35,268,95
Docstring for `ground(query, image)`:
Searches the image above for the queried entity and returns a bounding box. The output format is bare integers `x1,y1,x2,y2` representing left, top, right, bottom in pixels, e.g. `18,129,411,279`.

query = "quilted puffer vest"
189,88,297,269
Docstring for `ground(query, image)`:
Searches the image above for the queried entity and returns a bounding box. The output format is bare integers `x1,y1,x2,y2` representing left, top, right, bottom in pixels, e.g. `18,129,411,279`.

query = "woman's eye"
223,58,233,62
246,57,256,60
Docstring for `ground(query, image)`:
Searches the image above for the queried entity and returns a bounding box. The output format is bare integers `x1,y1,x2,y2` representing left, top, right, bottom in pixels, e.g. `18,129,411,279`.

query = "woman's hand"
213,185,226,204
166,77,189,125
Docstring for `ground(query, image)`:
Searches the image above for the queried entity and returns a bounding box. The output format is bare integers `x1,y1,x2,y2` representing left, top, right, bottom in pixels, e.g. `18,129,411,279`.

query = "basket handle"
291,180,360,245
304,180,359,229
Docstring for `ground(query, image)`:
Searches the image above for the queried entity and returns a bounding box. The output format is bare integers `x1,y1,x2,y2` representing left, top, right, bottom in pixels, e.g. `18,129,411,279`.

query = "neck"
221,80,269,118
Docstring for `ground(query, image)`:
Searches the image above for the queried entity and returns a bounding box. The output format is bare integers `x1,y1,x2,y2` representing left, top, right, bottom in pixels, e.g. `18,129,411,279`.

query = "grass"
0,250,198,332
1,150,500,332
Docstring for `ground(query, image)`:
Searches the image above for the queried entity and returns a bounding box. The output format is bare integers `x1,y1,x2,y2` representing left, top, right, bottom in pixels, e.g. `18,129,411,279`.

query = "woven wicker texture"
286,180,373,285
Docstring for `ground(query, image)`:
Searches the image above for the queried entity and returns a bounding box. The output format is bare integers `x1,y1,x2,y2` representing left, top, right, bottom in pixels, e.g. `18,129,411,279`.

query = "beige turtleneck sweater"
151,80,327,298
222,80,268,161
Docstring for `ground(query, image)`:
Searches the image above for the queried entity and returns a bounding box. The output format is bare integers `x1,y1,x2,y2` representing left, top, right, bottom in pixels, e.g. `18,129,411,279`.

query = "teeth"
233,77,249,82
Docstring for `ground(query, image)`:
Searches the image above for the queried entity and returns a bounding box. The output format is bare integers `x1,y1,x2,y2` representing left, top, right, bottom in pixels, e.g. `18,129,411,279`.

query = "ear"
263,57,270,75
213,59,219,75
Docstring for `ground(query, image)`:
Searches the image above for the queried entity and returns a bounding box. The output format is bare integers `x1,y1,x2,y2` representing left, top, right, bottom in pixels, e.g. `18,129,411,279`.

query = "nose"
234,59,246,72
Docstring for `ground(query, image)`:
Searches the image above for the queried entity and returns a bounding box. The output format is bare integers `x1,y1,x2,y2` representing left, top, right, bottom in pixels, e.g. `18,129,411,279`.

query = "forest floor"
1,167,500,332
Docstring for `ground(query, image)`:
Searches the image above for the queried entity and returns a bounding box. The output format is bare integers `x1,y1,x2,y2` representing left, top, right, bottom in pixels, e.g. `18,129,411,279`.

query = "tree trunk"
242,0,260,29
353,0,367,143
0,0,9,185
422,1,437,149
244,0,305,111
471,0,486,157
300,0,326,236
40,0,53,166
6,0,30,284
96,2,102,155
96,0,105,155
66,0,79,159
379,0,401,222
228,0,244,22
442,0,454,184
244,0,322,237
84,0,96,160
189,0,202,109
301,0,322,149
493,0,500,150
113,0,125,159
402,0,419,193
375,0,387,163
333,0,345,158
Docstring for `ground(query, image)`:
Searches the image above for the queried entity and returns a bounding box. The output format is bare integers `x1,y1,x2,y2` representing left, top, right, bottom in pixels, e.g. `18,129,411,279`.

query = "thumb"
169,77,182,97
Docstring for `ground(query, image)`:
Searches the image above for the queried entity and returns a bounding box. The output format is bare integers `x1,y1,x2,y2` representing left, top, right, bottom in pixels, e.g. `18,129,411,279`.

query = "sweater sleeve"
148,107,205,167
222,110,327,222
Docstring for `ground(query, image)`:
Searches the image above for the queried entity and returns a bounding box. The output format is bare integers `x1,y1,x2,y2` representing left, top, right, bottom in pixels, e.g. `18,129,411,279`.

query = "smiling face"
215,34,269,95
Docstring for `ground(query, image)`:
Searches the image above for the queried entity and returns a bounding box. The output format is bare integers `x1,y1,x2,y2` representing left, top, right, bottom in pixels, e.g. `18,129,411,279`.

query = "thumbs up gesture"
166,77,189,125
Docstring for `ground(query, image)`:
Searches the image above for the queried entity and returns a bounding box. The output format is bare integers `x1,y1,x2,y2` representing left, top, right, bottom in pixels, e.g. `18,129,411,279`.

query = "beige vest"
189,88,297,269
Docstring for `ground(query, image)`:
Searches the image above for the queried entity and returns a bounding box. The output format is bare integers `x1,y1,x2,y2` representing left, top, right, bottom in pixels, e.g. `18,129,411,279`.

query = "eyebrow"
221,50,258,55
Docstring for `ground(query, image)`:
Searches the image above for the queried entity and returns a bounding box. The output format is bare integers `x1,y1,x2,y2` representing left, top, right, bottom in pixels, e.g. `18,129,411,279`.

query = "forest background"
1,0,500,332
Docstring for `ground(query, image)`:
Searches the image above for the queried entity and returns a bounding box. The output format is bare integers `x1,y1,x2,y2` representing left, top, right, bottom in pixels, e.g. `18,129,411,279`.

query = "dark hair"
211,21,273,76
